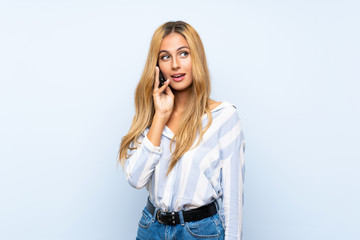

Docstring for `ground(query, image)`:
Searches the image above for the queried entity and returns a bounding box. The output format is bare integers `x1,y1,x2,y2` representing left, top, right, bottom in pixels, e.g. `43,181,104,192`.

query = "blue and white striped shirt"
125,101,246,239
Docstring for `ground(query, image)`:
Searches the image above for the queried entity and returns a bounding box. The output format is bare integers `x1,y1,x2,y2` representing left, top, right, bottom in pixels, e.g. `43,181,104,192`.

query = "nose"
171,57,180,70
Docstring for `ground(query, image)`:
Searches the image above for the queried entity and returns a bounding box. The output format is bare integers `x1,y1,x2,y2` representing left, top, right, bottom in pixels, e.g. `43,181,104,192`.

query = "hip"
136,200,225,240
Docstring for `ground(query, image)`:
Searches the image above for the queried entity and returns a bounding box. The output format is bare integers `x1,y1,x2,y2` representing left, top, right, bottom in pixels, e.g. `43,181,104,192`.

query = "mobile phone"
158,66,166,87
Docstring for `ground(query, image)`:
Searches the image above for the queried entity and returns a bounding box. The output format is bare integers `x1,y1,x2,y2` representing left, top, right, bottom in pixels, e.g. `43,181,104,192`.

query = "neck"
172,88,191,113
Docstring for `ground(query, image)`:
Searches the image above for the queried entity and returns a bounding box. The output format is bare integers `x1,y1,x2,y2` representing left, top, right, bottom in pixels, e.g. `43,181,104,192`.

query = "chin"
170,82,193,92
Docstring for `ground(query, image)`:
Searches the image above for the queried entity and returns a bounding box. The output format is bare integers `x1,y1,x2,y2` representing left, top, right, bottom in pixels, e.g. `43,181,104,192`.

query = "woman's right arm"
125,66,173,189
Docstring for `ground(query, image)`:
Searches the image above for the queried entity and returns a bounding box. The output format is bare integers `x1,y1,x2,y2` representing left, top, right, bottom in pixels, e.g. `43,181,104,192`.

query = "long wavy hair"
118,21,213,175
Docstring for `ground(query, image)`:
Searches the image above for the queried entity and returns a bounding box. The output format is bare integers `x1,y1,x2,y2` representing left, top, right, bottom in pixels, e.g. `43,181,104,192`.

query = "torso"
166,99,222,134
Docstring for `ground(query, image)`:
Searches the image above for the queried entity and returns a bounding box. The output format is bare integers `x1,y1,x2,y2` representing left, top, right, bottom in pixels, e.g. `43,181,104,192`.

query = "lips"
171,73,186,82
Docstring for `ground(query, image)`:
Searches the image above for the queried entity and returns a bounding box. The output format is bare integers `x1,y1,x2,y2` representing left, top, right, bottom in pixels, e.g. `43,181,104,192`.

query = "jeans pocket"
185,213,224,238
138,207,153,229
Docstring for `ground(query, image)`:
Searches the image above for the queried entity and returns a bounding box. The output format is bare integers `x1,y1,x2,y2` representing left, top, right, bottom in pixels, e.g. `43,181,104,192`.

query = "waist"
146,198,219,225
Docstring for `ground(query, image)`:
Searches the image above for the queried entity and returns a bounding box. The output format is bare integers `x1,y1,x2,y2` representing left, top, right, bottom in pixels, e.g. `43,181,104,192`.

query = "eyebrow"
158,46,189,55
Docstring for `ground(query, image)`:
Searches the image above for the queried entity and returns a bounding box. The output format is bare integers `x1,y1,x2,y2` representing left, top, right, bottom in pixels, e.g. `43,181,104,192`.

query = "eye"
160,54,170,60
180,51,189,57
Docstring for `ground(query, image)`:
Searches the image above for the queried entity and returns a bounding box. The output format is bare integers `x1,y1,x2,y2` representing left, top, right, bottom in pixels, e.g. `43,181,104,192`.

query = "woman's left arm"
219,107,246,240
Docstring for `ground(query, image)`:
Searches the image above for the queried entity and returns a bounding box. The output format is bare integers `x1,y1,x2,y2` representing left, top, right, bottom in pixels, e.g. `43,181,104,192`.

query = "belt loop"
152,207,159,223
178,210,185,226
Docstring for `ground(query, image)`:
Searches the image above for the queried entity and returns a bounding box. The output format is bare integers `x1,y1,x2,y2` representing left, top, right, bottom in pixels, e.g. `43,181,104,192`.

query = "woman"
119,21,246,240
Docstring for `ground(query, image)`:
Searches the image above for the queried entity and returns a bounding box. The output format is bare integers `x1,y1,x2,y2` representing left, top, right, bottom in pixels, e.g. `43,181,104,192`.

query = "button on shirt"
125,101,246,240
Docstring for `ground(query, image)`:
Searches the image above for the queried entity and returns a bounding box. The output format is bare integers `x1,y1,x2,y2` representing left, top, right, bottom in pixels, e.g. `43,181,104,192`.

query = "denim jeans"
136,206,225,240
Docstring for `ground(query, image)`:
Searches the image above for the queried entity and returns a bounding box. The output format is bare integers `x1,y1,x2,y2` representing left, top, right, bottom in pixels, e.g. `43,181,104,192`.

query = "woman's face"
158,32,192,92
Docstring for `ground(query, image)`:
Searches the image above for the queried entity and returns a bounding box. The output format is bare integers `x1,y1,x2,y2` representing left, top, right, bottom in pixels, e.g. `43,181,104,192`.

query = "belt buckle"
157,210,176,224
156,210,165,224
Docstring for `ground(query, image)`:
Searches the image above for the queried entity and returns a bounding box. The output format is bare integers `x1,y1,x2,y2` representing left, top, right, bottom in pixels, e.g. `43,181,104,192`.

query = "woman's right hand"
153,66,174,121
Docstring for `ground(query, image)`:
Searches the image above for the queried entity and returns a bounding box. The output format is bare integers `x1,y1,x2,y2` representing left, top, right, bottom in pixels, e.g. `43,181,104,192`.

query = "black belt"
146,198,218,225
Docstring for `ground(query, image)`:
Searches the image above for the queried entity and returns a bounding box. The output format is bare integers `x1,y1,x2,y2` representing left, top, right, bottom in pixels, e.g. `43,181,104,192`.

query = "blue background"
0,0,359,239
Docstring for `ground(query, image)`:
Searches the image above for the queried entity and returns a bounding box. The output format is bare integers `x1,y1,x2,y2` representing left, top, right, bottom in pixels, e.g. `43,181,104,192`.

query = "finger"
163,79,172,93
154,66,160,91
164,83,173,96
158,79,170,93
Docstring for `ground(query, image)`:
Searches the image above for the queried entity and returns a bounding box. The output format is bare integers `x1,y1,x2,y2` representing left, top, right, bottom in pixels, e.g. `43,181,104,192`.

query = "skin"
147,32,221,147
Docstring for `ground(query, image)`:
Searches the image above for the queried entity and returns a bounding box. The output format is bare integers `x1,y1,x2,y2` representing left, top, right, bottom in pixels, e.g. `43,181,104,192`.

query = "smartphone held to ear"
157,66,166,88
159,71,166,87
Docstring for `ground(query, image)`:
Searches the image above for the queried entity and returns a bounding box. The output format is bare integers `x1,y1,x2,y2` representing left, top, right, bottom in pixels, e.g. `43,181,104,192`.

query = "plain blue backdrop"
0,0,359,239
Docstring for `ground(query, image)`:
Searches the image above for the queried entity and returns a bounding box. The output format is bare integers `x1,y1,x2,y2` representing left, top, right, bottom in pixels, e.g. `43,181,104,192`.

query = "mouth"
171,73,186,82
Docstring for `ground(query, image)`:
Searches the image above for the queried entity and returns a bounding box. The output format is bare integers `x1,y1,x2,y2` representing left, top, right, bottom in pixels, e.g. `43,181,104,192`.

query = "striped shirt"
125,101,246,239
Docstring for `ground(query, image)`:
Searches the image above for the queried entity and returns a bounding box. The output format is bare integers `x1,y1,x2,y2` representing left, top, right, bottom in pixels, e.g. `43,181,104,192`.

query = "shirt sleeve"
218,107,246,240
124,128,163,189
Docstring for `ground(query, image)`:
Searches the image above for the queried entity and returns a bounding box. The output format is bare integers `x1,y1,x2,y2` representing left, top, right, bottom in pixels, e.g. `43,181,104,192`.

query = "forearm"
125,132,162,189
147,113,168,147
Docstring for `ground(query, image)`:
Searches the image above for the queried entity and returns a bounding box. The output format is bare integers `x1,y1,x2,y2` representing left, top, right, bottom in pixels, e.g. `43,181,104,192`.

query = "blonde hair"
118,21,213,175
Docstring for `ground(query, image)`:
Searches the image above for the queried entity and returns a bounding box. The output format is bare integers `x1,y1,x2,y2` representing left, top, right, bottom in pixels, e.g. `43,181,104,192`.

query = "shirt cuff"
142,134,162,154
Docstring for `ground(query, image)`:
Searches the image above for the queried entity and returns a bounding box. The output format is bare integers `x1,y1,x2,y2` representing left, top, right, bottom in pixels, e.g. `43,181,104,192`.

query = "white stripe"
201,107,236,142
125,146,143,182
175,107,236,210
219,119,241,150
222,155,232,235
189,108,237,206
199,146,219,171
192,145,221,208
191,173,209,208
174,147,196,210
137,151,156,188
210,167,221,192
125,134,144,181
238,140,245,236
161,162,176,211
153,159,160,207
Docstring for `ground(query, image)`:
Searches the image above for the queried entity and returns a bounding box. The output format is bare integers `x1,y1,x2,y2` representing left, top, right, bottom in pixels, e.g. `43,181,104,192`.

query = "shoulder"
209,99,236,110
215,101,245,143
206,99,241,131
213,100,242,129
209,99,238,115
209,99,222,111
